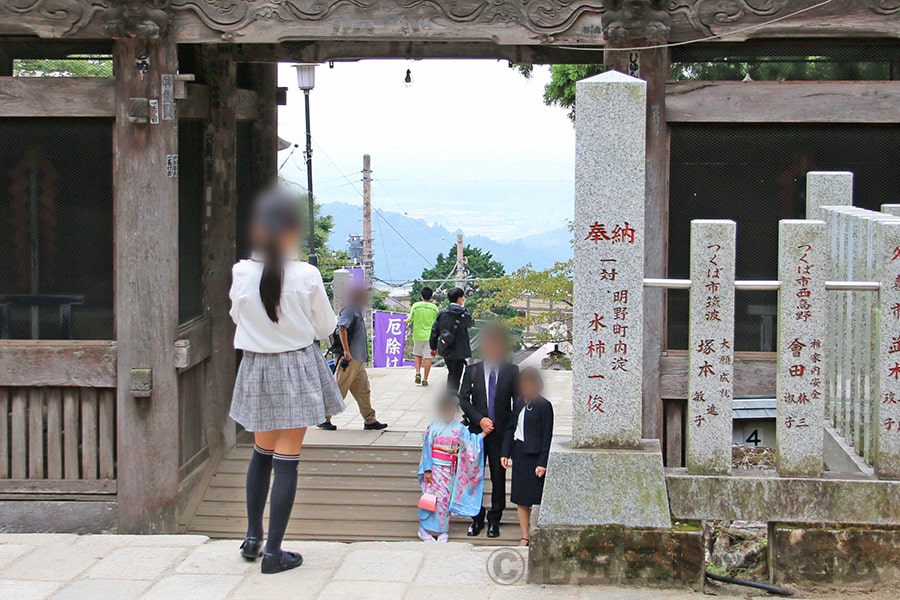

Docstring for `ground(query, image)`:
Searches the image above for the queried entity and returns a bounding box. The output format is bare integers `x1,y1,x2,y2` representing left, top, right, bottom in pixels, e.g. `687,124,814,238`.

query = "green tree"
483,260,573,345
14,57,112,78
412,244,507,318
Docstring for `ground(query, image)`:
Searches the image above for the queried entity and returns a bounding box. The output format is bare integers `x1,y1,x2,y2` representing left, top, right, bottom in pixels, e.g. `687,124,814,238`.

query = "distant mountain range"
322,202,572,283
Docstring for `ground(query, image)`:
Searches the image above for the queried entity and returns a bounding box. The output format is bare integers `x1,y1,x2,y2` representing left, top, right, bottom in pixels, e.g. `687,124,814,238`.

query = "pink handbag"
417,492,437,512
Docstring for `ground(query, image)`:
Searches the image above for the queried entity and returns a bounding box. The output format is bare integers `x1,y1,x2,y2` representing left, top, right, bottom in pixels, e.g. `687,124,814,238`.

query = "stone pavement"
0,534,701,600
309,366,573,444
0,534,887,600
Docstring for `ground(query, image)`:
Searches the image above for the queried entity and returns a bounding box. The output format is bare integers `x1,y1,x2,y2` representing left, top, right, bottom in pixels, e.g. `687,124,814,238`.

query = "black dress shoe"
239,538,263,561
261,550,304,574
364,420,388,430
487,522,500,538
467,520,484,537
317,421,337,431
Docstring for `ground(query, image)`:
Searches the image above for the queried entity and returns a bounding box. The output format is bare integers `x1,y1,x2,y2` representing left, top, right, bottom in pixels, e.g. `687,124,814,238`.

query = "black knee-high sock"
265,453,300,555
245,445,273,540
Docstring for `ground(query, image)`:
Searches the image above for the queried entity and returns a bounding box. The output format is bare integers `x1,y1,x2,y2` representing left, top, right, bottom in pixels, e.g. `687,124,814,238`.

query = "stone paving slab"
0,534,889,599
305,366,572,445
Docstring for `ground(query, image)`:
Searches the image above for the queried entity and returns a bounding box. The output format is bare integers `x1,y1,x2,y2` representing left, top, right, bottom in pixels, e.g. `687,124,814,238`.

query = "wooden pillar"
605,46,670,441
113,37,180,533
201,46,238,452
245,62,278,192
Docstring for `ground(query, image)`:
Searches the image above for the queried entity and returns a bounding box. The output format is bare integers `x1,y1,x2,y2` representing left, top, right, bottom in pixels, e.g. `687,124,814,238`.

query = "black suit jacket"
501,396,554,468
459,361,518,436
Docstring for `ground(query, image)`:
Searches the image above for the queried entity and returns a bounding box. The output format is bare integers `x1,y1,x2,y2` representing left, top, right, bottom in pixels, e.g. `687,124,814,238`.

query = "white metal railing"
659,199,900,480
644,279,881,292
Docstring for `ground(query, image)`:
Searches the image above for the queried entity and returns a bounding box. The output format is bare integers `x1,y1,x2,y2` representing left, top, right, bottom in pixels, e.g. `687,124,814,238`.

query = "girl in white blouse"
229,187,345,574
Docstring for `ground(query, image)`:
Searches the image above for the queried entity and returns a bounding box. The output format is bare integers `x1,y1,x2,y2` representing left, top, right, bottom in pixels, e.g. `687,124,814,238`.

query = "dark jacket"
502,395,554,468
429,303,474,361
459,361,519,436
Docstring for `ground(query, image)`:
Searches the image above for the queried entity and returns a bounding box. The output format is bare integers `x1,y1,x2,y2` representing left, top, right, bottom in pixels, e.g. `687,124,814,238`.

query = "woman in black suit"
501,367,554,546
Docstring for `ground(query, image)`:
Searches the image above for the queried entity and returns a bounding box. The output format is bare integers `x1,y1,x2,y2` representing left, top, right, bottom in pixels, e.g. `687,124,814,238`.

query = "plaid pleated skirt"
230,345,346,432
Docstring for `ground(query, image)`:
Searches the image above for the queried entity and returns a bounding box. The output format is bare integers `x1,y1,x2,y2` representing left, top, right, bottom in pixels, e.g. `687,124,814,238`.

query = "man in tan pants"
319,287,388,431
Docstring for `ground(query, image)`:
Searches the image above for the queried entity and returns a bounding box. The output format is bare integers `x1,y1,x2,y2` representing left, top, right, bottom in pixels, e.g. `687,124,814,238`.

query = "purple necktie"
488,368,497,421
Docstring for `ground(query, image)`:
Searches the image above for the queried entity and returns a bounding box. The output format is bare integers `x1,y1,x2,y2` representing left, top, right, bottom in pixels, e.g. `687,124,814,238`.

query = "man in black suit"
458,324,518,538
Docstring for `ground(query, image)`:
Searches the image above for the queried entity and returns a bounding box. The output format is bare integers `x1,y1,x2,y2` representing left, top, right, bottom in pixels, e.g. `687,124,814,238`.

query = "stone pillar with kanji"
776,220,827,477
536,71,670,535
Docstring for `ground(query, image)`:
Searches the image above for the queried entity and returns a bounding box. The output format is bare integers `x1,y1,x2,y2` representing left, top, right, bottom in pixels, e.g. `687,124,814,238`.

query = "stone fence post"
686,220,735,475
776,220,827,477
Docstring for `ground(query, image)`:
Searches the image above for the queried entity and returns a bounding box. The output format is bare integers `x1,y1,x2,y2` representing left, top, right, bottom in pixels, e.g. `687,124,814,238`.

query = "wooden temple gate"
0,1,898,535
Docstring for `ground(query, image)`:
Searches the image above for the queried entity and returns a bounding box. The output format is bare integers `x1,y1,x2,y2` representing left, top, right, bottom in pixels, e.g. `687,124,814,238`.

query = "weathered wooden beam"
243,61,279,190
201,45,238,453
234,88,258,121
232,42,610,64
0,341,116,388
660,353,776,399
0,78,115,117
174,315,213,371
0,480,116,495
0,500,117,533
177,82,210,120
114,36,181,534
667,81,900,123
2,0,896,44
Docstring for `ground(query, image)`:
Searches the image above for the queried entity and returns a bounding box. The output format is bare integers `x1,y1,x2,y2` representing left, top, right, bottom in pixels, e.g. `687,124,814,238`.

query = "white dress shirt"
229,258,337,353
514,404,526,442
483,362,500,396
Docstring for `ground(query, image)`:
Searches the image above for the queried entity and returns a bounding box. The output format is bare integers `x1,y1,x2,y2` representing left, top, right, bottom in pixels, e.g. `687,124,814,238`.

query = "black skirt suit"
502,395,554,507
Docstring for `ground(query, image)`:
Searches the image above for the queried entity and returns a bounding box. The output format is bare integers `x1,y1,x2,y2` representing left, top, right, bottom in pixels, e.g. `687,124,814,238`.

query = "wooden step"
185,442,521,546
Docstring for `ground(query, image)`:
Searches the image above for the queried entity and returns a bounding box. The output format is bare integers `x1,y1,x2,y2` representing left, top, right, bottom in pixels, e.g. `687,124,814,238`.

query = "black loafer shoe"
261,550,304,574
364,421,388,430
487,522,500,538
239,538,263,561
467,521,484,537
317,421,337,431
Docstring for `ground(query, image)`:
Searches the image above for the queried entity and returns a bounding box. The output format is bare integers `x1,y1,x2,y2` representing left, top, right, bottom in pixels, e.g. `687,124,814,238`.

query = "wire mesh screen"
0,118,114,340
667,123,900,351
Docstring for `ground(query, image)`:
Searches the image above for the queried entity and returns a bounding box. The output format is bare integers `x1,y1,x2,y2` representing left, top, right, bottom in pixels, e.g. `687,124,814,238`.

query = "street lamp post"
293,63,318,267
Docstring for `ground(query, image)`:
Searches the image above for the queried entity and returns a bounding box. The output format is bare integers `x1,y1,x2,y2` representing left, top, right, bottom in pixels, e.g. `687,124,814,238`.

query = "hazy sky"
276,60,575,242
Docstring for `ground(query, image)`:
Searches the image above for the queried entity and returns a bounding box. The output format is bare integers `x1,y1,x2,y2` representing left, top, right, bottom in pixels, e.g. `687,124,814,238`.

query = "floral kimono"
417,419,485,533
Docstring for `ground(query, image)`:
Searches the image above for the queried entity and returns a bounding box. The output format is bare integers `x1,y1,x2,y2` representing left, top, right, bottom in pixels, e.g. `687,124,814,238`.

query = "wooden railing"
0,340,117,490
0,386,115,488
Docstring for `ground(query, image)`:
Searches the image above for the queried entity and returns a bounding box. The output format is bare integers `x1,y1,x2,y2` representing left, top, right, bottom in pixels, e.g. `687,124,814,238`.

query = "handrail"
643,278,880,292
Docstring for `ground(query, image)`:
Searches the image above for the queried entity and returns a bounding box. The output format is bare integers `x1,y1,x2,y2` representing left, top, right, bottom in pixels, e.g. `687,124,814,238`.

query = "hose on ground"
705,569,796,596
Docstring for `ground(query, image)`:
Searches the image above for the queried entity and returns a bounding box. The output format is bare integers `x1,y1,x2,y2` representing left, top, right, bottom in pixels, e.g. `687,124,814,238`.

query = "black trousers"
445,359,466,391
478,431,506,525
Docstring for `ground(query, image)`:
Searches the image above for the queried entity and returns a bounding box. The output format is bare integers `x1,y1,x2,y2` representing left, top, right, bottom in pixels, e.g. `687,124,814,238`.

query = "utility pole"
455,233,465,290
362,155,374,336
362,154,373,286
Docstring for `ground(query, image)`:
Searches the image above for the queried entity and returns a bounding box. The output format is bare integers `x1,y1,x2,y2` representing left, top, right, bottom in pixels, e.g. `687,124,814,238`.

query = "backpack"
327,309,357,356
436,309,463,357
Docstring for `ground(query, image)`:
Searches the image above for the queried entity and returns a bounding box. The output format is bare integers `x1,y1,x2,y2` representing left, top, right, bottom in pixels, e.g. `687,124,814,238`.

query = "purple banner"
373,311,414,368
347,267,365,286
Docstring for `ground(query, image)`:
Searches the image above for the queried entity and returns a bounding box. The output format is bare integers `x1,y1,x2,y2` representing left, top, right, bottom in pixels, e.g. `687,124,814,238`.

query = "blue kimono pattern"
417,419,485,533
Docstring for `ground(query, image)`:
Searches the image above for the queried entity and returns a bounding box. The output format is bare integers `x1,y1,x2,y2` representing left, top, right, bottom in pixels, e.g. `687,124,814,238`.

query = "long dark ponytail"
253,187,301,323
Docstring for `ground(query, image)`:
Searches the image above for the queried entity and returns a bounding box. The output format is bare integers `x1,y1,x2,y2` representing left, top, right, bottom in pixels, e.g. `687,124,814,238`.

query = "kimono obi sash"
432,447,458,474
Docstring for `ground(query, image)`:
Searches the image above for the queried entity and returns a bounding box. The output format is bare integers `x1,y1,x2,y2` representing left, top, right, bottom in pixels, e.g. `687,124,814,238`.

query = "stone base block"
537,439,671,528
773,525,900,587
528,524,704,586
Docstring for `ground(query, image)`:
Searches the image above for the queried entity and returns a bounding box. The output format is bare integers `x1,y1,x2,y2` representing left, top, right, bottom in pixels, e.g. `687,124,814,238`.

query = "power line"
558,0,836,53
308,136,436,269
373,207,434,267
373,209,393,281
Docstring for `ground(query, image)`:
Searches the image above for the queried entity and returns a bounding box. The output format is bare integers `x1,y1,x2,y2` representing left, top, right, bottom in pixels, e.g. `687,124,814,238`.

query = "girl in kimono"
417,392,485,542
